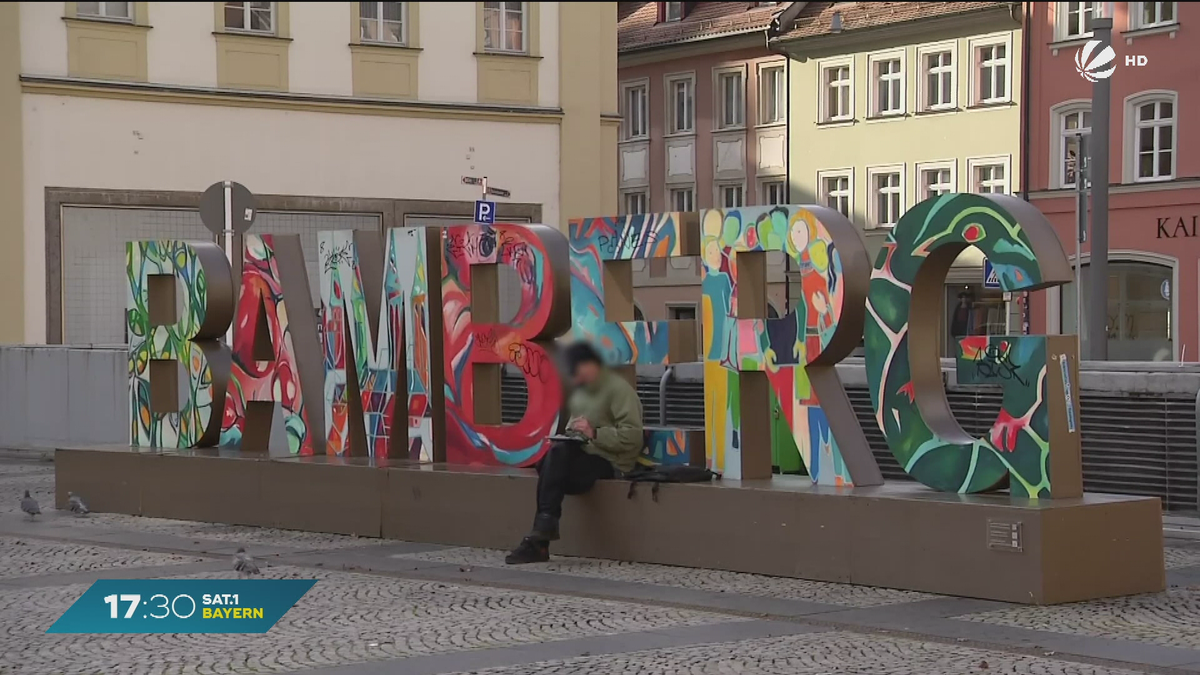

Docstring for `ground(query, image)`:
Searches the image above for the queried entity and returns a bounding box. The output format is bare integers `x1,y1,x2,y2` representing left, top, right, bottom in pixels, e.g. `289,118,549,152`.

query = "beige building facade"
775,1,1024,353
0,2,617,345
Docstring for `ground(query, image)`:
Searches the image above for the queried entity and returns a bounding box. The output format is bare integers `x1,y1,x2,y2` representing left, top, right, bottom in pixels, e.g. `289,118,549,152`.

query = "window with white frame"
968,158,1009,194
1057,2,1101,39
1056,105,1092,188
1131,95,1176,181
670,187,694,212
919,45,955,111
719,183,745,208
76,2,132,20
667,75,694,134
224,2,274,33
759,64,786,125
483,1,526,53
819,170,852,217
717,70,745,129
360,2,406,44
868,167,903,228
870,53,904,116
762,180,787,205
664,2,684,21
1132,2,1177,29
917,162,955,200
622,83,648,141
623,191,648,215
973,38,1010,105
820,60,853,122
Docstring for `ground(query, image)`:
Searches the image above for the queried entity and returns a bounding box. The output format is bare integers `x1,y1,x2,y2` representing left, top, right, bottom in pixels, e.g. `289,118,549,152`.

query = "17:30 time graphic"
48,580,315,634
103,593,202,620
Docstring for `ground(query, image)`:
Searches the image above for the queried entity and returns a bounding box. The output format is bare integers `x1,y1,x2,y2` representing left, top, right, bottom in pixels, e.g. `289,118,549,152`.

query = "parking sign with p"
474,200,496,225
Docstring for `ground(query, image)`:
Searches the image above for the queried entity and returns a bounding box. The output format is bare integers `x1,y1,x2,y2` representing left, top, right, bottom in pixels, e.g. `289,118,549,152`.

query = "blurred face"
572,361,601,388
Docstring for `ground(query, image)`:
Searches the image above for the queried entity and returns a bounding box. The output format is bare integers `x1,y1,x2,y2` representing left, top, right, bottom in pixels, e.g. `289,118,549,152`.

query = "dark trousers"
536,441,615,519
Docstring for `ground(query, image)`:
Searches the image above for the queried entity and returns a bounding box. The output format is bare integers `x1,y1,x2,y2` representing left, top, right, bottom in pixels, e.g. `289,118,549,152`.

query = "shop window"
1061,261,1174,361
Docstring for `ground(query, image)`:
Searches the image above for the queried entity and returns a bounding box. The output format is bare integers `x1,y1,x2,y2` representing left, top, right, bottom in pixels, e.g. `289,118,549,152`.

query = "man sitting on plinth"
505,341,644,564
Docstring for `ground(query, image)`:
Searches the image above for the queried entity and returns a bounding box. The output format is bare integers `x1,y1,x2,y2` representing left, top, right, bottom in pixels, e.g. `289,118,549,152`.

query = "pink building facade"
1025,1,1198,361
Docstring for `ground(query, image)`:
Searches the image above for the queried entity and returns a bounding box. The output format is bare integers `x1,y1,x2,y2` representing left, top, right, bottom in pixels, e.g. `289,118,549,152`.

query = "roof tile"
777,2,1010,41
618,2,786,53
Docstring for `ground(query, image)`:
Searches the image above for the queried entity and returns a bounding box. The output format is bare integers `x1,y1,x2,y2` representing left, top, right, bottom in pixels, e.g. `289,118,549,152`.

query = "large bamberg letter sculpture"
442,224,570,467
127,241,233,448
125,194,1081,496
319,228,440,460
568,212,703,466
700,205,882,485
864,194,1082,497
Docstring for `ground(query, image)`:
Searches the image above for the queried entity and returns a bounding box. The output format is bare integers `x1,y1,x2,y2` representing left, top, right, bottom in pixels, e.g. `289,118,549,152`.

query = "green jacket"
567,369,644,473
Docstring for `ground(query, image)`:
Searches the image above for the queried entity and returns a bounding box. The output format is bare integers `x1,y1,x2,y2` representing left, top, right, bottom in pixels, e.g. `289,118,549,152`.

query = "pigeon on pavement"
233,547,260,578
20,490,40,519
67,492,89,516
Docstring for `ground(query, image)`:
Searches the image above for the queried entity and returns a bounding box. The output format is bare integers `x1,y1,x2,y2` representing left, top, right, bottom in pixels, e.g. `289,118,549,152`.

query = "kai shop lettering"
127,193,1082,498
1156,215,1200,239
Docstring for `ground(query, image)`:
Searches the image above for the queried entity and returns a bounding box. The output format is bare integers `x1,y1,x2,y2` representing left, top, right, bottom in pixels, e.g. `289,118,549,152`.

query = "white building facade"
0,2,618,344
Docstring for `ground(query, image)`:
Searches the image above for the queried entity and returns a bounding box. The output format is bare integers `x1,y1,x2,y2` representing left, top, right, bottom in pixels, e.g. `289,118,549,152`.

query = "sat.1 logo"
1075,40,1117,82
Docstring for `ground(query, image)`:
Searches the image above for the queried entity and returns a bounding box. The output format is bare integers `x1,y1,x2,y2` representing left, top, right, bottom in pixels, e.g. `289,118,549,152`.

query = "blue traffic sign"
474,200,496,224
983,259,1001,290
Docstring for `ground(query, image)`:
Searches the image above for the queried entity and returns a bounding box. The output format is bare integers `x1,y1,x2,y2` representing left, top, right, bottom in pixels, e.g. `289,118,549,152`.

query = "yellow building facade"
774,2,1024,352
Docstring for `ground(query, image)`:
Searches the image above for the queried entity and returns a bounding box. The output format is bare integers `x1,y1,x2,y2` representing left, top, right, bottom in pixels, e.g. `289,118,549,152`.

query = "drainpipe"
1019,1,1030,202
765,22,794,312
658,366,675,425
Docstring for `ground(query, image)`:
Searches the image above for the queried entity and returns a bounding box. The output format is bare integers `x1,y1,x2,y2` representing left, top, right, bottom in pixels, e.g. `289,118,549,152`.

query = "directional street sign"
474,200,496,224
462,176,484,186
486,186,511,199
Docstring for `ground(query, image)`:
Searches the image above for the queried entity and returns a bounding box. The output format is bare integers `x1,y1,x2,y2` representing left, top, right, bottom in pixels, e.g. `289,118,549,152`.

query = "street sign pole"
223,181,234,345
1075,134,1089,350
199,181,257,345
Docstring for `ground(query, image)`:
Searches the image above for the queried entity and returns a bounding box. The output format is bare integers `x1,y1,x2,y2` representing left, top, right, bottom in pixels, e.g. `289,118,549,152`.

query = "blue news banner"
47,580,316,634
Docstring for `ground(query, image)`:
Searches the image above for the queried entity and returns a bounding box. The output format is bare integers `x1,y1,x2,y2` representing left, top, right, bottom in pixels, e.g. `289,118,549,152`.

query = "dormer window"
664,2,684,21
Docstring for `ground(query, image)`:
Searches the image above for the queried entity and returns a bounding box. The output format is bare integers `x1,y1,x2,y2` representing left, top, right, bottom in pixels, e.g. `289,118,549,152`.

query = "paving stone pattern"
959,587,1200,649
395,546,935,608
1165,546,1200,570
3,458,1199,675
0,565,736,675
448,631,1148,675
0,536,202,579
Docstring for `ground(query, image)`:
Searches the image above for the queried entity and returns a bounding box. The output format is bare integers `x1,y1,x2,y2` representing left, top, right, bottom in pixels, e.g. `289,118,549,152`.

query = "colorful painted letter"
221,234,325,455
319,228,439,461
700,205,881,484
442,223,570,466
568,213,702,466
127,241,233,447
864,193,1082,497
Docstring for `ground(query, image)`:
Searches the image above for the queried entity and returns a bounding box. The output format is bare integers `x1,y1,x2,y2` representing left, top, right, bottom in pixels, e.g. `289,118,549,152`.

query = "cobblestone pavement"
959,587,1200,649
449,631,1149,675
4,457,1200,675
395,546,935,607
2,564,735,675
0,536,202,579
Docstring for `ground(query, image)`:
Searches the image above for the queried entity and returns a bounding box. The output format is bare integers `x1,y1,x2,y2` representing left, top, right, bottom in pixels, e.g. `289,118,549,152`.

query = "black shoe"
531,513,560,541
505,537,549,564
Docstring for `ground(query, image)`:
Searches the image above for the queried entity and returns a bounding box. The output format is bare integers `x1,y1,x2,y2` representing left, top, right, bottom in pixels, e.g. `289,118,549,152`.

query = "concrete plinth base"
55,447,1165,604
